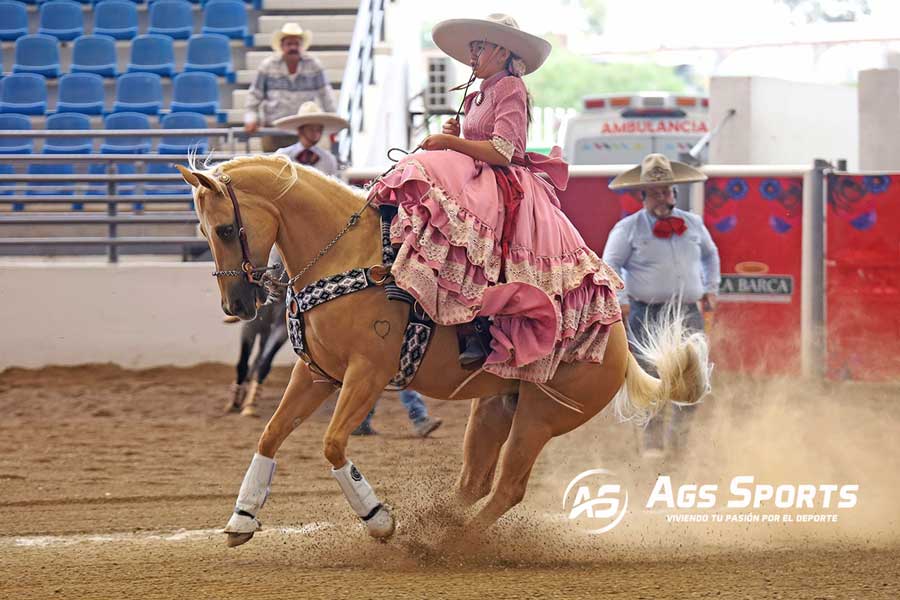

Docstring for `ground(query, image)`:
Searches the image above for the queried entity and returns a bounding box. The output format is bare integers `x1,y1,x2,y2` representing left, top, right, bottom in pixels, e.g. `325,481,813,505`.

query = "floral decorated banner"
703,176,804,375
825,173,900,380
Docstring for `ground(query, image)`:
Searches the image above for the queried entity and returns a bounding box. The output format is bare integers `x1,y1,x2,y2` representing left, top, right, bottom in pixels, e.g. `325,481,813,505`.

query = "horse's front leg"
224,359,335,547
322,362,395,539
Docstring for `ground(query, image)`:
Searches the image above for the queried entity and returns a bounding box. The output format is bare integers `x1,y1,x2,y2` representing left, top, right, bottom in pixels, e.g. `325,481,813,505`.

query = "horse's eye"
216,223,237,241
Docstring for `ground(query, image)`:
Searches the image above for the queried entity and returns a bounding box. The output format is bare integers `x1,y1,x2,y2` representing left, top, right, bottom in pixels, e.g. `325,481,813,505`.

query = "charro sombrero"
273,101,349,133
432,13,552,76
609,153,708,191
271,22,312,53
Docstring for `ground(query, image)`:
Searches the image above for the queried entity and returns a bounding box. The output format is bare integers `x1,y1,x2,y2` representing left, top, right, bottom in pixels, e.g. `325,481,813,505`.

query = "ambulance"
559,92,710,165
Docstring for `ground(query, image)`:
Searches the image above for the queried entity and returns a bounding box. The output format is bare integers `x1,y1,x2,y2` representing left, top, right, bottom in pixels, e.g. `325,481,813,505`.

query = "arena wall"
710,76,858,168
0,262,297,369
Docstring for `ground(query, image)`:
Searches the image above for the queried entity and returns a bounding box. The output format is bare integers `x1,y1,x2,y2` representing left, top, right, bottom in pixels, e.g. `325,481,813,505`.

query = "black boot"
459,334,488,368
458,317,490,368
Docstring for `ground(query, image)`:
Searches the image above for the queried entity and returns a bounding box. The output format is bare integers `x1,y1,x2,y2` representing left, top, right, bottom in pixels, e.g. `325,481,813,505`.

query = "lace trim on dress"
490,135,515,162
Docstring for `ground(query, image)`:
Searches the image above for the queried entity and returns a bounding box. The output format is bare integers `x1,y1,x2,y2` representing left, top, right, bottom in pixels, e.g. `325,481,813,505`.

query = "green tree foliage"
777,0,871,23
525,45,688,109
581,0,607,34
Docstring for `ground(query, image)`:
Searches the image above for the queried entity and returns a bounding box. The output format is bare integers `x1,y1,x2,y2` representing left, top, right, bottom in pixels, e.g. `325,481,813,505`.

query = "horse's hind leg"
224,360,335,548
455,394,517,507
467,386,554,531
322,365,396,539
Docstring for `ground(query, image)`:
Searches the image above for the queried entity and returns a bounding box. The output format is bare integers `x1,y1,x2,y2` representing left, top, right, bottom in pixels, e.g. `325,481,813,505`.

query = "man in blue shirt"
604,153,720,458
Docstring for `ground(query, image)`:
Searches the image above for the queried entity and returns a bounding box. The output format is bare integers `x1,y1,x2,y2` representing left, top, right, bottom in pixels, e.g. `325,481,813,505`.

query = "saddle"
285,205,490,389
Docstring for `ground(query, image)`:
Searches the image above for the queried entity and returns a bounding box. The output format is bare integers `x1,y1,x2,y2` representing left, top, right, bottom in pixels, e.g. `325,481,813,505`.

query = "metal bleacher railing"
0,126,290,262
335,0,386,165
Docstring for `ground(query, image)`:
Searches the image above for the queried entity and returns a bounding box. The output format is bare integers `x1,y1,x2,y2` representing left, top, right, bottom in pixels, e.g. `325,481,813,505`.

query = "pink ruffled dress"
369,71,623,383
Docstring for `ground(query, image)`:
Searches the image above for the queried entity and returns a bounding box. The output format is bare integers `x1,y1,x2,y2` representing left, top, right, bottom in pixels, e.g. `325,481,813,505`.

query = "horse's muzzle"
223,282,265,321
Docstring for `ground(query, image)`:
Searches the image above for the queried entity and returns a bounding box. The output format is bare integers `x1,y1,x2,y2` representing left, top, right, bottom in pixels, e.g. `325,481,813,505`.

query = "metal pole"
107,171,118,263
802,158,829,379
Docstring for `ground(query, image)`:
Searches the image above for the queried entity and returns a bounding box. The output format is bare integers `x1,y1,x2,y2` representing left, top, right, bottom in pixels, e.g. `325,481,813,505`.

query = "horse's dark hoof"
225,531,255,547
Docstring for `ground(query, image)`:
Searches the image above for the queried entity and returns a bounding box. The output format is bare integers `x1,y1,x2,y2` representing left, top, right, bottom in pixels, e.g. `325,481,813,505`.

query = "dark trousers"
626,299,705,454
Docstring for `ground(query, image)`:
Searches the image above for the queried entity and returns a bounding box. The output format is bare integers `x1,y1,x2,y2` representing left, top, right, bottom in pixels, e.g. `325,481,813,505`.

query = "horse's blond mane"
188,152,367,203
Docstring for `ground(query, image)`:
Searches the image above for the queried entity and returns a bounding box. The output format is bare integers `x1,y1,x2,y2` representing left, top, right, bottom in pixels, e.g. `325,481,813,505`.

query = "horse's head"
177,162,281,321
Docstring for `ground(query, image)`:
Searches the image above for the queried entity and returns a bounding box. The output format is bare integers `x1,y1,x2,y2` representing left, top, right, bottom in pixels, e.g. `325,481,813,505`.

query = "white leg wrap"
331,460,395,538
224,453,276,534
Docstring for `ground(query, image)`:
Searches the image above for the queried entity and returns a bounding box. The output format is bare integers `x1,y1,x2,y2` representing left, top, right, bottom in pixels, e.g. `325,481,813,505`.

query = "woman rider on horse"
369,14,623,384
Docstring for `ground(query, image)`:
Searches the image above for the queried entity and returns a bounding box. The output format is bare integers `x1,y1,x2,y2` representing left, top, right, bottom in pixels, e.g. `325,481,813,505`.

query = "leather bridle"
209,170,383,292
210,172,274,286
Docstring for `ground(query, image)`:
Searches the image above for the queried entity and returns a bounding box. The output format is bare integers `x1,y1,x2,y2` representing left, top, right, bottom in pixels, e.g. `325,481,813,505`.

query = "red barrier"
703,176,804,374
555,176,638,256
825,173,900,380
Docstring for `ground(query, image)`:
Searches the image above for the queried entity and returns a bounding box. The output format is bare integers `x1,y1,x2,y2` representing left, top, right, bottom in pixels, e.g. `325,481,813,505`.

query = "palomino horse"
177,155,710,547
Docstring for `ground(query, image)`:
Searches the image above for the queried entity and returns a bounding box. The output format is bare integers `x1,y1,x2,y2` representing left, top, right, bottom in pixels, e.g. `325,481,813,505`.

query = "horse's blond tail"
613,307,712,426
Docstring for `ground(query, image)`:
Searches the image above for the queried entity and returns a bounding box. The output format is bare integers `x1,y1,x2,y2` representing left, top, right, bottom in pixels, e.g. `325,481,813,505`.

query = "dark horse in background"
225,249,289,417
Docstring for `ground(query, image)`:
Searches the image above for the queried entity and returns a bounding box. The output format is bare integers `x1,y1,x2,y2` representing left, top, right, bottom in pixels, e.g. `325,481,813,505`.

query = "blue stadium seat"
99,111,151,153
13,35,61,78
0,1,29,42
127,34,176,77
0,113,33,153
201,0,247,41
38,0,84,41
89,112,151,196
43,112,93,153
184,33,234,81
145,159,192,196
0,73,48,115
27,162,77,196
170,71,218,114
158,111,208,154
148,0,194,40
93,0,139,41
0,113,32,203
71,35,118,77
56,72,105,115
112,72,163,114
28,112,93,199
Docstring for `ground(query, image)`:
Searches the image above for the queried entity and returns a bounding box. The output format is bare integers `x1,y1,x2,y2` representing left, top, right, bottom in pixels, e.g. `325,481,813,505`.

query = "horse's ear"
175,165,217,191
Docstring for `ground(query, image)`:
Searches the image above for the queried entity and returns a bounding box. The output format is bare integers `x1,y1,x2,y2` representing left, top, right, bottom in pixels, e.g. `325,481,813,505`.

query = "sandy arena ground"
1,363,898,599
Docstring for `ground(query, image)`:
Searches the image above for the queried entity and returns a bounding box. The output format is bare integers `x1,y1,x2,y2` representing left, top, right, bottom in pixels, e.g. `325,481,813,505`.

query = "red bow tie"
653,217,687,238
296,148,320,166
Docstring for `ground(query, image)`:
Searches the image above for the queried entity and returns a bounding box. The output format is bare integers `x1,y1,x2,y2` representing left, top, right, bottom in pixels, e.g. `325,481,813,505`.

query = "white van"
559,92,710,165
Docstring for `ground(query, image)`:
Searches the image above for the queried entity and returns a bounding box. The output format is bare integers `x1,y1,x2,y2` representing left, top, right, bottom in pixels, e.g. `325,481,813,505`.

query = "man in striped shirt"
243,22,337,153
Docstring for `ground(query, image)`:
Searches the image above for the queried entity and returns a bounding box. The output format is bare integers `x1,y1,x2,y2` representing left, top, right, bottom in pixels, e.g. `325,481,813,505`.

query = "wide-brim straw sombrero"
609,153,708,190
432,13,552,76
271,22,312,53
273,101,349,133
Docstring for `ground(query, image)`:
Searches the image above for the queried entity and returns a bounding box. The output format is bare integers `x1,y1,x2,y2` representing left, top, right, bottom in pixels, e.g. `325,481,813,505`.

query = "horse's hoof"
225,531,255,547
366,505,395,540
240,405,259,418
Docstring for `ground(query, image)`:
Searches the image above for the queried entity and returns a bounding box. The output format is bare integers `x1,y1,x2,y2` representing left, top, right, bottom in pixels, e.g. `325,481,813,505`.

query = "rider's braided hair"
505,53,533,127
